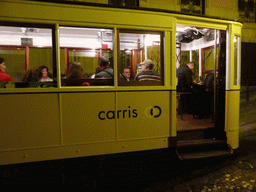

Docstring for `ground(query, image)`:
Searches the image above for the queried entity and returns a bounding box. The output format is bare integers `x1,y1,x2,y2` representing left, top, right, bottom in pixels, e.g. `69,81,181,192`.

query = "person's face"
188,64,194,70
141,64,147,71
122,68,131,79
42,68,48,78
0,62,6,73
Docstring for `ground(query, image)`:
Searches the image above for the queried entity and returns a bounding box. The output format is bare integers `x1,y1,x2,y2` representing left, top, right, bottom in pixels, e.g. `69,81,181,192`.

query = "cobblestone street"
168,155,256,192
161,91,256,192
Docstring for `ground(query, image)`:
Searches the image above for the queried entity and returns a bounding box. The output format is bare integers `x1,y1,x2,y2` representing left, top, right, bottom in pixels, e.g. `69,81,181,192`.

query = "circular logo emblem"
145,106,162,118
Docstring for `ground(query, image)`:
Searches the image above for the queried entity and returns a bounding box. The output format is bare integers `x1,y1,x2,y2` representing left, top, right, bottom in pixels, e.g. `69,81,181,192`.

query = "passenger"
66,62,89,86
38,65,53,82
134,59,160,81
0,57,12,82
176,62,196,115
176,61,196,92
20,69,40,82
203,71,215,92
94,56,113,79
121,67,132,81
91,66,101,78
67,62,84,79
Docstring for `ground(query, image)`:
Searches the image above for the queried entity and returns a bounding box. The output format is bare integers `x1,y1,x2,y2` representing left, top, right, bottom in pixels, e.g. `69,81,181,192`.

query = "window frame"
117,29,165,86
59,25,115,87
0,21,57,87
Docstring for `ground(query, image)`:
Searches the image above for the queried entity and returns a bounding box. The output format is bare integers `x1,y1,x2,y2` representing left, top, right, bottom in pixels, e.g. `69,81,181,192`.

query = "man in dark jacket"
176,62,195,114
95,56,113,79
176,62,195,92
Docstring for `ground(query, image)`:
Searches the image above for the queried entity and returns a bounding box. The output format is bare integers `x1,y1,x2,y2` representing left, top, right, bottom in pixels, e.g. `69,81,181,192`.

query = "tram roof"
31,0,242,24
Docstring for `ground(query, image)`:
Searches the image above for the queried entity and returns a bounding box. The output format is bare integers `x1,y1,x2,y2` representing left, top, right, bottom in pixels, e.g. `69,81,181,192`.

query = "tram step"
177,139,226,147
176,139,233,160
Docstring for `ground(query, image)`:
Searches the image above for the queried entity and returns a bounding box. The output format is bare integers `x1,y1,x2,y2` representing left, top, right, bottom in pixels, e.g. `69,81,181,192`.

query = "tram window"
0,25,55,88
59,26,114,86
117,30,164,86
234,35,241,86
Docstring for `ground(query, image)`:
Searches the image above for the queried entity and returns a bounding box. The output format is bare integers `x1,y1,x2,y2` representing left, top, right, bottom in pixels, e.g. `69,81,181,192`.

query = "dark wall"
241,42,256,86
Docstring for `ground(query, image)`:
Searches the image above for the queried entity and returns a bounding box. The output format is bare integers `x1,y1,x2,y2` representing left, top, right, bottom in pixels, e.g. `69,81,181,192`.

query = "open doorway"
176,25,226,133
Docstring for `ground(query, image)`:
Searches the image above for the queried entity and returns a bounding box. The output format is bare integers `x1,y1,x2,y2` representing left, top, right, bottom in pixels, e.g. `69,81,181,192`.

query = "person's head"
38,65,49,79
187,62,195,70
122,68,131,79
98,56,110,70
0,57,6,73
20,69,39,82
67,62,84,79
140,60,154,71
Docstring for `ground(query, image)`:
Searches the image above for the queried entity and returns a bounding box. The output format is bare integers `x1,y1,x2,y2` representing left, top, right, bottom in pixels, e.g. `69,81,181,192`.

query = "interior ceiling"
0,25,214,43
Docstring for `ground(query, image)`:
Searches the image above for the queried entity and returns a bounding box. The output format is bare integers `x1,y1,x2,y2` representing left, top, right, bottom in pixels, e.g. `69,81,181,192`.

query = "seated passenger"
121,67,132,81
67,62,84,79
134,60,160,81
20,69,40,82
66,62,89,86
91,66,101,78
38,65,53,82
203,71,215,92
0,57,12,82
95,56,113,79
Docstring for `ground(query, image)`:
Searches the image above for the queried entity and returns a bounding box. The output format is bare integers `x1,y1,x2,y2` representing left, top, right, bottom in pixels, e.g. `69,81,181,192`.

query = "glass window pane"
59,26,114,86
0,25,55,88
118,30,163,86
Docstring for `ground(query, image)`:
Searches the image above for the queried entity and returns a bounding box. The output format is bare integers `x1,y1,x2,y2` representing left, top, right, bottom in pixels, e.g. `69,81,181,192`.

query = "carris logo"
98,106,162,120
144,106,162,118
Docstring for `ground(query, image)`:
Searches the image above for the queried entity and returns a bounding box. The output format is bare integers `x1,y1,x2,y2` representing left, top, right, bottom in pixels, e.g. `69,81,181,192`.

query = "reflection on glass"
118,31,162,85
59,26,114,86
0,25,54,88
234,35,240,86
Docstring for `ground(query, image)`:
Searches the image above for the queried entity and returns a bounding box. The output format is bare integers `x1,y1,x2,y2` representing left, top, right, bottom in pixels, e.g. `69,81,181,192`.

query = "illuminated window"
108,0,139,7
238,0,256,22
117,29,164,86
59,26,114,86
0,23,56,88
180,0,205,15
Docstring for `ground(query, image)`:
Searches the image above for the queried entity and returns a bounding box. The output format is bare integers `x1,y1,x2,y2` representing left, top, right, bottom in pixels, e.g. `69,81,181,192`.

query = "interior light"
145,34,160,47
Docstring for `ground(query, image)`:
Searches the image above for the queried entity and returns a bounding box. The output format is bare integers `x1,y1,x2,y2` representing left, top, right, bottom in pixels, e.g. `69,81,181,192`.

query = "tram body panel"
225,90,240,149
0,1,174,30
0,94,61,151
0,136,168,165
116,91,170,140
61,92,116,145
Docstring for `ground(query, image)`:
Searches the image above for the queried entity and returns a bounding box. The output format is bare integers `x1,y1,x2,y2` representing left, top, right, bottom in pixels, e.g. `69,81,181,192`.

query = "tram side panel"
0,94,61,164
61,92,116,145
0,91,171,165
116,91,170,142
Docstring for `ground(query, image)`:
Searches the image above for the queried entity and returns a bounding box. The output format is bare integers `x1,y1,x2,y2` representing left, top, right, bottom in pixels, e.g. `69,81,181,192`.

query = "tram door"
176,26,227,138
175,27,232,159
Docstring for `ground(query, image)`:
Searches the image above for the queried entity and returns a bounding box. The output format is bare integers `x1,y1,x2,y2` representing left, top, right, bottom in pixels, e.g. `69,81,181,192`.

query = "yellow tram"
0,0,242,165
